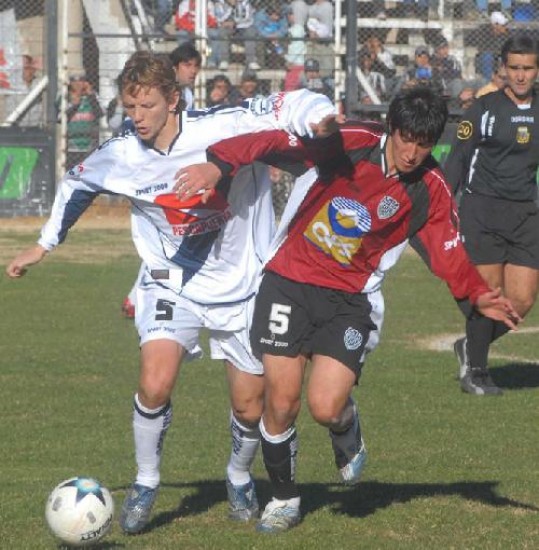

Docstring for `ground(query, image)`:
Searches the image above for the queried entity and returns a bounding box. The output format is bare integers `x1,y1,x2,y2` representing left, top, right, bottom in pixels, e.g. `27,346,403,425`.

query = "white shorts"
135,282,263,375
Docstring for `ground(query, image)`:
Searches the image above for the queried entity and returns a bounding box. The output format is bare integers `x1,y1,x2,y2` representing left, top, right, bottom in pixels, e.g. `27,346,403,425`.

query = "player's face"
175,59,200,87
504,53,539,101
121,86,179,147
388,129,434,174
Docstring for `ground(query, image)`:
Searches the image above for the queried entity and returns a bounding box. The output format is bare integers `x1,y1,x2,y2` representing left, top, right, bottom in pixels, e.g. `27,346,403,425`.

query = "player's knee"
232,406,262,428
266,394,301,427
137,384,172,409
307,394,344,427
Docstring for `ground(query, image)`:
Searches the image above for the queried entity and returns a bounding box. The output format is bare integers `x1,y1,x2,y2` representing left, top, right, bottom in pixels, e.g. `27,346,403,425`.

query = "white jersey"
39,89,336,305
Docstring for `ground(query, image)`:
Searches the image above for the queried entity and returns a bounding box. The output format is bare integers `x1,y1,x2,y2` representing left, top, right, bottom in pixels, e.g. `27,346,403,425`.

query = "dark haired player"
176,86,521,532
445,34,539,396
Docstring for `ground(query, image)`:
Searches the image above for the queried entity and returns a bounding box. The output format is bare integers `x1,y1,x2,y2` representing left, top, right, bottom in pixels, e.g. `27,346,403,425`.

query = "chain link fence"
1,0,538,216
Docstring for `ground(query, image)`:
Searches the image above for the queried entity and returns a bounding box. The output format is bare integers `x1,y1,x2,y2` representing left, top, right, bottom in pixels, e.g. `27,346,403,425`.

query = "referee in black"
445,33,539,395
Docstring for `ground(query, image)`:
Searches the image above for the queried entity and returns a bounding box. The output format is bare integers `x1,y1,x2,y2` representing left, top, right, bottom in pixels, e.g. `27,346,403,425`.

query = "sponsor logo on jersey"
444,232,460,251
154,192,231,235
511,115,534,123
377,195,399,219
344,327,363,351
456,120,473,140
304,196,372,265
516,126,530,144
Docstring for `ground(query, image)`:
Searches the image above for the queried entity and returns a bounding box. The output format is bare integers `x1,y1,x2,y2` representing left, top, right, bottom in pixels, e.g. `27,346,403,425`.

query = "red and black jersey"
208,122,490,304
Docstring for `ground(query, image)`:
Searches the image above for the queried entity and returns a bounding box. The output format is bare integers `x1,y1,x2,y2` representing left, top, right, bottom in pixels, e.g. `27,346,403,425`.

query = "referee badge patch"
344,327,363,351
457,121,473,140
516,126,530,144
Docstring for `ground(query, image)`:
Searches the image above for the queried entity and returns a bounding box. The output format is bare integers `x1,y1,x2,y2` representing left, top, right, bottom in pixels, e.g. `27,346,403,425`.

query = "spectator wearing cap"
404,46,445,95
62,73,103,169
228,69,260,105
298,57,334,99
431,37,463,97
473,0,512,20
465,11,511,81
306,0,334,77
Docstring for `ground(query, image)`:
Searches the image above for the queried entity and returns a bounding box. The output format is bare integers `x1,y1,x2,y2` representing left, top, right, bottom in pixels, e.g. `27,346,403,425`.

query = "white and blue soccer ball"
45,477,114,547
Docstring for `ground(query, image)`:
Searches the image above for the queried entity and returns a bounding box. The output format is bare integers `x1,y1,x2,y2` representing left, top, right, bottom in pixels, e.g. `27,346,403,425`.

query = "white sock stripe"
259,417,296,444
134,393,171,418
230,413,260,439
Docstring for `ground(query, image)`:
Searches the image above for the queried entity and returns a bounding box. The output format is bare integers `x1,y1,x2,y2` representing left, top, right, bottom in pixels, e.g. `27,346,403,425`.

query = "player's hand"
310,114,345,138
174,162,223,203
5,245,48,278
476,287,522,330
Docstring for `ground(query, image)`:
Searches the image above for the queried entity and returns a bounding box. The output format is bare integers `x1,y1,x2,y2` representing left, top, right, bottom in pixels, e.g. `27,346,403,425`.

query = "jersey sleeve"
38,142,121,250
207,128,342,178
237,89,337,138
443,98,483,196
409,172,490,304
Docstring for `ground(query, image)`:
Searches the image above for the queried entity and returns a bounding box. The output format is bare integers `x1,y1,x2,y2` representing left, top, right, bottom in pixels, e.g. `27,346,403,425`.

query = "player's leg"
307,356,366,485
121,286,203,534
223,364,263,521
206,301,265,521
248,272,311,533
121,339,184,534
308,290,380,485
456,193,506,395
257,354,306,533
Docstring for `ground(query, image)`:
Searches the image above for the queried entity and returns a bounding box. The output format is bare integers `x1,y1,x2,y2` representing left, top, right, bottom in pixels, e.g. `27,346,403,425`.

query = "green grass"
1,228,539,549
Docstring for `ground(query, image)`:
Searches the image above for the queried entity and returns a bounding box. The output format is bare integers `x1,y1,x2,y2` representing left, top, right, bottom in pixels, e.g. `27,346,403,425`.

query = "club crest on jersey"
456,120,473,140
344,327,363,350
377,195,399,220
304,196,371,265
516,126,530,144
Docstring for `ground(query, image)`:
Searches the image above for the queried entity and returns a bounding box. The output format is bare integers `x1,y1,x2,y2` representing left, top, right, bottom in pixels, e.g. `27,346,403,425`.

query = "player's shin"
259,418,299,500
227,413,260,485
132,394,172,488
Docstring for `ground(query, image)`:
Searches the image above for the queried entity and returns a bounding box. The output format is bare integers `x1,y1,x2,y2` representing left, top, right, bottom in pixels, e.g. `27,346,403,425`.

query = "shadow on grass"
129,478,538,532
491,362,539,390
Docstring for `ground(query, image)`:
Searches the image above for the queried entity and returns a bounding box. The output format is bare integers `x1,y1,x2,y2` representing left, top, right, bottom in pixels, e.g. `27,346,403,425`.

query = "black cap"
304,58,320,71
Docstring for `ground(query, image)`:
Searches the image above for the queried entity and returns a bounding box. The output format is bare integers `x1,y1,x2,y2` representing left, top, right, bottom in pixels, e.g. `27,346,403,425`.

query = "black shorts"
250,271,379,377
460,193,539,268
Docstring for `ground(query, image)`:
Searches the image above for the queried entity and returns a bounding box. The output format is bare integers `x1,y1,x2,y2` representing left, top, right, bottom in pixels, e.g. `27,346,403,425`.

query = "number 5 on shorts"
268,303,291,335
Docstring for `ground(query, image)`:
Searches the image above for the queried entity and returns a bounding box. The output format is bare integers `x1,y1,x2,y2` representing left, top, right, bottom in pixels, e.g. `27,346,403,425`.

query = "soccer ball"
45,477,114,547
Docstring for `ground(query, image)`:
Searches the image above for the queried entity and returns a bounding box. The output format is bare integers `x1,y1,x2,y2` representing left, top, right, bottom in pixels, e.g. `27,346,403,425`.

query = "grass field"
1,219,539,549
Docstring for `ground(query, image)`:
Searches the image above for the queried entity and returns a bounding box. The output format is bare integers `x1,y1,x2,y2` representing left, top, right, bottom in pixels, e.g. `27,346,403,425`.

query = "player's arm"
5,148,114,279
176,118,343,200
409,177,520,329
443,98,483,196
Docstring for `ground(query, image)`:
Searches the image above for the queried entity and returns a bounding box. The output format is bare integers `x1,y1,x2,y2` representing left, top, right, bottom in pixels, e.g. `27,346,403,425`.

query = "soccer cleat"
453,337,470,380
338,442,367,485
226,477,259,521
460,366,503,396
119,483,158,534
330,406,367,485
122,297,135,319
256,498,301,533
